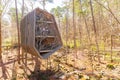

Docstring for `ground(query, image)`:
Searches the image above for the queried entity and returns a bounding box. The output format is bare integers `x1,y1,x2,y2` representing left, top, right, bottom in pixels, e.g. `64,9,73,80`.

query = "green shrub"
106,64,115,70
78,74,83,79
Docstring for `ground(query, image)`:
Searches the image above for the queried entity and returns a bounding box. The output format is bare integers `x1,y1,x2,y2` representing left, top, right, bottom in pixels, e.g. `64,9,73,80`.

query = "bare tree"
65,5,69,64
111,35,113,62
0,0,11,58
0,0,11,79
89,0,100,62
22,0,25,17
15,0,20,64
73,0,76,48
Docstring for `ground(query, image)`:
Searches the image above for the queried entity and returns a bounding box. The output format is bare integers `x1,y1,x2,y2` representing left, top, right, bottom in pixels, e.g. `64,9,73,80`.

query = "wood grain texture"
20,8,62,59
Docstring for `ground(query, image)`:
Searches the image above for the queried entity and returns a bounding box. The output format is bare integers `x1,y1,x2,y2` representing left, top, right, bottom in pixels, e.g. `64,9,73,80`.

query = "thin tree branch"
94,0,120,24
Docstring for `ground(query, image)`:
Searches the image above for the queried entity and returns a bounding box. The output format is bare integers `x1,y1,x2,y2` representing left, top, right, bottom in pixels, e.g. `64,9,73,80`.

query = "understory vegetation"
0,0,120,80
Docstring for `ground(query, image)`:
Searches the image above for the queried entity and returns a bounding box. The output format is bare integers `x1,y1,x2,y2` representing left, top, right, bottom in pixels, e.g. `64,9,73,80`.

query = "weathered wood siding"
20,8,62,59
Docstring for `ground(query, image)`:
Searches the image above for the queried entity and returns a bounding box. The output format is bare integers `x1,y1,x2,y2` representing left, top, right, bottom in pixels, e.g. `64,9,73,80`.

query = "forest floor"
0,49,120,80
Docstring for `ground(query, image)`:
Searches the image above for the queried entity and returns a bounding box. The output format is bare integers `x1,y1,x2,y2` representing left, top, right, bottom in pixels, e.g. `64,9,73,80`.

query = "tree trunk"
0,0,1,59
73,0,76,48
0,15,8,79
79,0,91,48
43,0,46,10
78,18,83,49
89,0,100,62
65,8,68,63
0,16,2,59
21,0,24,64
15,0,20,64
111,35,113,62
22,0,24,17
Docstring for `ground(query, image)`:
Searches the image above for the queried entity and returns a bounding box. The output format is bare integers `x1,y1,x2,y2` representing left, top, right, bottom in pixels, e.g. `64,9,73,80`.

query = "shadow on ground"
28,69,64,80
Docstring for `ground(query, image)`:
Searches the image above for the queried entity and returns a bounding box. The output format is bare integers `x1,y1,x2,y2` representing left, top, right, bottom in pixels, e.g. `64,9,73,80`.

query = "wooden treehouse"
20,8,62,59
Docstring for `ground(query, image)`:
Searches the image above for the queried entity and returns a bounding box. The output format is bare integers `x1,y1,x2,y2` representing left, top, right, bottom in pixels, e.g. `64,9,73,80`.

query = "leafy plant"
106,64,115,70
78,74,83,79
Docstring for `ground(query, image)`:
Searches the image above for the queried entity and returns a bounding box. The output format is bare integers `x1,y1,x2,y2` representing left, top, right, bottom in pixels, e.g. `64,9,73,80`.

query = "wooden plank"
40,50,51,53
35,36,55,38
36,20,53,23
